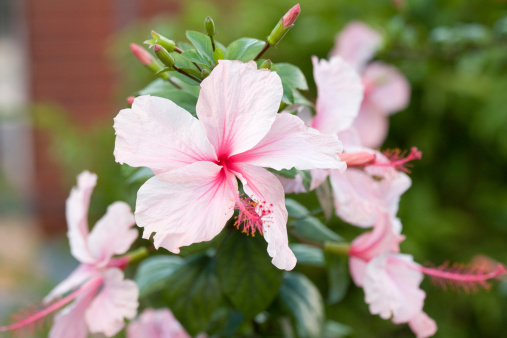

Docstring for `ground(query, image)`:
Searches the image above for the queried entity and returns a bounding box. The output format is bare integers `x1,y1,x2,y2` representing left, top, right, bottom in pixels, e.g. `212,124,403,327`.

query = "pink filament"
389,256,507,292
0,276,103,332
234,195,272,237
374,147,422,173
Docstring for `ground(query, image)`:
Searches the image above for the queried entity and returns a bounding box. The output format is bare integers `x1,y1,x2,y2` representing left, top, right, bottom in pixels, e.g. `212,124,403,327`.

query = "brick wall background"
26,0,180,233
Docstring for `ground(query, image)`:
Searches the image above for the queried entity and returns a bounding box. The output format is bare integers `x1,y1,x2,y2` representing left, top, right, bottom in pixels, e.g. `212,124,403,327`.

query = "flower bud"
260,59,272,70
154,44,175,68
126,96,135,105
130,43,154,66
205,16,216,36
146,31,176,52
267,4,301,46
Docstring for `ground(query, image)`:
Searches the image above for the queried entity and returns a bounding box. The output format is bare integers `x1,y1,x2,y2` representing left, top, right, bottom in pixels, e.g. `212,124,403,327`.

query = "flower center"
233,194,273,237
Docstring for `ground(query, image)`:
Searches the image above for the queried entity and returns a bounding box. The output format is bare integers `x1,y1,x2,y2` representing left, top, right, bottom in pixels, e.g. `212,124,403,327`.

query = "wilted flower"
114,60,344,270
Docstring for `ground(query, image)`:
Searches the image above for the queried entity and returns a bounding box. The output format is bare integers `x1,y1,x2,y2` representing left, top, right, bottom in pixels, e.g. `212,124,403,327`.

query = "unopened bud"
154,44,175,68
145,31,176,52
130,43,154,66
267,4,301,46
126,96,135,105
205,16,216,36
260,59,272,70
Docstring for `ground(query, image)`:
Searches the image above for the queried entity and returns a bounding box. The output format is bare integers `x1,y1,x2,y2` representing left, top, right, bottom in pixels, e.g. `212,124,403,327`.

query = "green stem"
324,242,351,256
253,42,271,61
125,247,150,264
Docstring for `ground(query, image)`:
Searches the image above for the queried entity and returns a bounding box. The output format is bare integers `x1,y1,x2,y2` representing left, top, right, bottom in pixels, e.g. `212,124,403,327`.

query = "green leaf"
138,81,197,114
299,170,312,191
181,49,210,68
292,216,343,245
285,199,310,219
323,320,353,338
279,272,324,338
281,81,295,105
172,53,202,80
214,46,224,62
225,38,265,61
135,255,184,297
293,88,314,107
125,167,154,185
217,230,284,318
316,178,333,222
268,167,298,179
186,30,215,67
290,244,325,267
325,253,350,304
164,254,221,335
276,63,308,90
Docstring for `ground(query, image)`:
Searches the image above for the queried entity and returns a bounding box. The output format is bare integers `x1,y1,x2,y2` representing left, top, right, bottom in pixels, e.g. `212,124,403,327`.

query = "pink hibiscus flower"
127,308,190,338
348,213,437,338
1,171,139,337
113,60,345,270
281,56,413,228
330,21,411,148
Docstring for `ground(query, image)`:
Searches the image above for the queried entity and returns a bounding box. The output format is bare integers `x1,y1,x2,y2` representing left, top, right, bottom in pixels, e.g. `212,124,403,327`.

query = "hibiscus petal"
86,269,139,337
329,21,382,71
409,312,437,338
232,163,296,270
135,161,237,253
87,202,138,268
349,214,404,261
114,95,217,174
363,253,425,323
363,62,410,115
196,60,283,158
127,308,190,338
352,103,389,149
349,256,368,287
49,279,99,338
277,174,307,194
44,264,96,304
230,112,345,171
66,171,97,264
311,56,364,135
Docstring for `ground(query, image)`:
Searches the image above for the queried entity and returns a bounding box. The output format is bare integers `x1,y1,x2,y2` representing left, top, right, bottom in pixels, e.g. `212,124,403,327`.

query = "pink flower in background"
127,308,190,338
331,21,411,148
0,171,139,338
348,214,437,338
114,60,344,270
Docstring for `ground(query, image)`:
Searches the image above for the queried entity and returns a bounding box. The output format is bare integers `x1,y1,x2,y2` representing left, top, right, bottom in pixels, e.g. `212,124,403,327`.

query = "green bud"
205,16,216,36
267,4,301,46
147,31,176,52
154,45,175,68
260,59,272,70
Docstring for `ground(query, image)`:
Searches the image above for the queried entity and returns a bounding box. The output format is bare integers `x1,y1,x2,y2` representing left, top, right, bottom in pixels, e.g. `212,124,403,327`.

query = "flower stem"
254,42,271,61
324,242,351,256
173,66,202,83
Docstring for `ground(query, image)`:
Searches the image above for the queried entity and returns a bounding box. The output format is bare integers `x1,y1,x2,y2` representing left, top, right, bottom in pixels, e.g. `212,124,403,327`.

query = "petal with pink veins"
329,21,382,71
44,264,97,304
114,95,217,174
86,269,139,337
363,253,425,324
311,56,364,135
66,171,97,265
135,161,237,253
231,163,296,270
409,312,437,338
196,60,283,158
127,308,190,338
87,202,137,268
230,112,345,172
363,62,410,115
49,279,100,338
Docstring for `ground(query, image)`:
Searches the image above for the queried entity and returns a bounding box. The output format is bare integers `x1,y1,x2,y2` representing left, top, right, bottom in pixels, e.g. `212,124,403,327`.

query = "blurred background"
1,0,507,336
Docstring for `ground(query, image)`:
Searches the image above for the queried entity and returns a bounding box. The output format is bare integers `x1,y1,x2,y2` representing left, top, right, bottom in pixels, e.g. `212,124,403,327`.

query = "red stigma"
233,194,273,237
